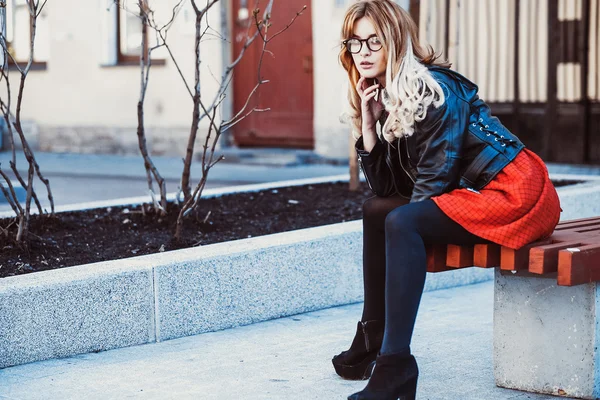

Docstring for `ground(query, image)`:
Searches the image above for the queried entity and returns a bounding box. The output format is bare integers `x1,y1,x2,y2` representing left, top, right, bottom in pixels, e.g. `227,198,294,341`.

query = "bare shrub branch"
114,0,182,215
0,0,54,244
0,165,22,215
174,1,306,240
118,0,305,240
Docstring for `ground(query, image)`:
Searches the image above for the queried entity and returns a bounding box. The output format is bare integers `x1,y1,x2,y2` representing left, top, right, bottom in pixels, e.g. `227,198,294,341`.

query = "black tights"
360,196,488,355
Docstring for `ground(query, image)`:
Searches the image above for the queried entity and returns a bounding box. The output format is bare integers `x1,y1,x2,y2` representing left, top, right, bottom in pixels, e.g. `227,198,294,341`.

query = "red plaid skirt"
432,149,561,250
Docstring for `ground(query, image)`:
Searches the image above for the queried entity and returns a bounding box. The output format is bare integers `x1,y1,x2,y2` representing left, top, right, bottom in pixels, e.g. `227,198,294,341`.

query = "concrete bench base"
493,268,600,399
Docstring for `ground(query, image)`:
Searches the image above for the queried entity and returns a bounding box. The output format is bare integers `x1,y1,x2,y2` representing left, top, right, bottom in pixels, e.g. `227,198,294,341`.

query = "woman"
331,1,561,399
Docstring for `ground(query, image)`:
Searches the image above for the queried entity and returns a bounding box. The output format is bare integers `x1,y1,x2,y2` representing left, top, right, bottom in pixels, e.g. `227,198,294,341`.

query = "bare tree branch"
179,2,272,202
0,183,18,216
155,27,193,99
36,0,48,18
1,98,49,215
0,38,24,75
129,0,168,214
0,96,18,166
222,107,269,132
174,0,307,239
199,104,219,175
266,6,306,42
157,0,184,31
9,160,42,213
221,81,263,127
15,163,34,242
121,0,303,239
0,0,54,243
1,85,51,216
175,107,219,232
179,6,206,200
190,0,220,16
186,1,268,125
0,166,22,215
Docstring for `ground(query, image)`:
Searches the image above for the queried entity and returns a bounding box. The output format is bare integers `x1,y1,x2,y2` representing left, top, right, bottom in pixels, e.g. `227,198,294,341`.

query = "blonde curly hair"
339,0,450,142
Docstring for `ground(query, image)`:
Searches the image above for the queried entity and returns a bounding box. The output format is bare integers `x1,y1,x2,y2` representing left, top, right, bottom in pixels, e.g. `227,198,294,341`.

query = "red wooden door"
230,0,314,148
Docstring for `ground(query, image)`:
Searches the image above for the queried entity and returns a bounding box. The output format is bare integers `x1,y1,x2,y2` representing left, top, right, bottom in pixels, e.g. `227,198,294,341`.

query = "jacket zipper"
398,139,416,184
357,155,375,192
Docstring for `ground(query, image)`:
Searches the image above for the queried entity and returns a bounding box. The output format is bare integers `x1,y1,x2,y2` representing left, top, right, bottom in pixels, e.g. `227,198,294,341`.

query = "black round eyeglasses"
343,37,383,54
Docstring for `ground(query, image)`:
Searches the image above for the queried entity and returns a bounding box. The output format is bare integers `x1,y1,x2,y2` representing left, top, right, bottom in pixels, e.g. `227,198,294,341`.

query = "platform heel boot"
332,320,384,380
347,349,418,400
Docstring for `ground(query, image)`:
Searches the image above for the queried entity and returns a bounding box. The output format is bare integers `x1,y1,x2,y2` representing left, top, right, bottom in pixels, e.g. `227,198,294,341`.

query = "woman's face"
350,18,387,85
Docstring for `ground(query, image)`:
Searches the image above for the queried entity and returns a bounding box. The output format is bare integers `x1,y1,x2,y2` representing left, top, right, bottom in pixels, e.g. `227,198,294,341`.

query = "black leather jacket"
356,66,525,202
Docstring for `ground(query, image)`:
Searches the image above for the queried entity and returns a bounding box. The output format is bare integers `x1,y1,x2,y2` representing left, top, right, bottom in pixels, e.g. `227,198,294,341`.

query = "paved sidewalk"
0,150,347,181
0,281,568,400
3,149,600,213
0,151,350,212
3,150,599,183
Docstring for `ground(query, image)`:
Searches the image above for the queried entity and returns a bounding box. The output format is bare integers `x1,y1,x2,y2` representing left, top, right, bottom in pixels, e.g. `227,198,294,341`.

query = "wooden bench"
426,215,600,286
425,216,600,399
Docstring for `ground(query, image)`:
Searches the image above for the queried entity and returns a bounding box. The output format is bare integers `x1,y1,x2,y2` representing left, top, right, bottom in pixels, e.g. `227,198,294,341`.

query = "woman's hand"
356,77,384,135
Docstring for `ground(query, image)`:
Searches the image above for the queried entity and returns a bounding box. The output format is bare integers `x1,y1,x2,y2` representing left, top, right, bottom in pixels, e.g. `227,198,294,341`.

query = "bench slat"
426,245,452,272
446,244,474,268
557,244,600,286
548,230,599,241
529,241,584,274
555,216,600,227
554,220,600,231
573,226,600,234
473,244,501,268
425,216,600,286
500,239,553,271
554,227,600,238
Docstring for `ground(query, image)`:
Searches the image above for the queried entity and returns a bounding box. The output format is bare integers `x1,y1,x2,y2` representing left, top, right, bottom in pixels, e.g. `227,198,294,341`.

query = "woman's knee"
384,205,411,235
362,196,382,220
363,196,408,224
384,201,435,236
384,200,439,237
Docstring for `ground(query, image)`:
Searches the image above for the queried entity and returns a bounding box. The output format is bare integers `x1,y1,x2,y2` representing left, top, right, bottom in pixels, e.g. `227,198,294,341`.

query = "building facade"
1,0,598,163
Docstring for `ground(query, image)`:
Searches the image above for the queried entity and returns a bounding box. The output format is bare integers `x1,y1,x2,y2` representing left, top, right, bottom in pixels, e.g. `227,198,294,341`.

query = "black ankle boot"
332,320,384,380
347,349,419,400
